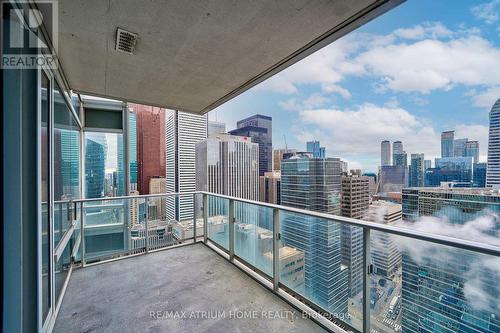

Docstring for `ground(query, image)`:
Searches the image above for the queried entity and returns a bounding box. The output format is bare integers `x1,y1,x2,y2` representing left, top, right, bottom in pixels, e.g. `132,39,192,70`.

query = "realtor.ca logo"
1,0,58,69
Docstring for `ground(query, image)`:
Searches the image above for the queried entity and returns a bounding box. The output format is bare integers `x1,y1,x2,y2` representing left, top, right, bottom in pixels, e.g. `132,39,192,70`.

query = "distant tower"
486,99,500,187
409,153,425,187
229,114,272,176
381,140,391,166
166,110,207,221
306,140,326,158
441,131,455,158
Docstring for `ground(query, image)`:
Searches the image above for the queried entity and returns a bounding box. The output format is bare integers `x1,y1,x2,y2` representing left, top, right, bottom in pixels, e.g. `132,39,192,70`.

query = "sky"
208,0,500,173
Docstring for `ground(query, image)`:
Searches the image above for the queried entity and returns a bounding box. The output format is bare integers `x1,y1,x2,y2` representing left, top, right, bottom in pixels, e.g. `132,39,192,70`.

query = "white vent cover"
115,28,138,54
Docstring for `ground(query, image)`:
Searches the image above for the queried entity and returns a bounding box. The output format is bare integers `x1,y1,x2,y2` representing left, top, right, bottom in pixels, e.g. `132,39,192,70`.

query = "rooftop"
53,243,327,333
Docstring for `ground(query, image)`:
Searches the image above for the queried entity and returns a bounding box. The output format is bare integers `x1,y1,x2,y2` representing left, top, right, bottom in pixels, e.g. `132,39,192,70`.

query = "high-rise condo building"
364,201,402,278
341,175,369,297
259,171,281,204
441,130,455,158
195,133,259,200
229,114,272,176
207,120,226,136
117,110,137,194
166,110,207,221
132,104,166,195
409,153,425,187
280,154,347,314
381,140,391,166
465,140,479,163
306,140,326,158
392,141,404,166
453,137,468,157
486,99,500,188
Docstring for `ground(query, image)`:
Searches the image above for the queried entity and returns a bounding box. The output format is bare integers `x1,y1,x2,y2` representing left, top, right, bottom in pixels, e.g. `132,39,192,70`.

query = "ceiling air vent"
115,28,138,55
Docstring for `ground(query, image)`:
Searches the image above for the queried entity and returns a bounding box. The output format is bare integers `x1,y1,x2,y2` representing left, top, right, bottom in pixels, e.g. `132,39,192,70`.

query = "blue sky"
209,0,500,173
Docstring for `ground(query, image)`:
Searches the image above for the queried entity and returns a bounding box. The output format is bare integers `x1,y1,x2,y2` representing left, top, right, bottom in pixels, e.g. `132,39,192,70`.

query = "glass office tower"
280,154,348,316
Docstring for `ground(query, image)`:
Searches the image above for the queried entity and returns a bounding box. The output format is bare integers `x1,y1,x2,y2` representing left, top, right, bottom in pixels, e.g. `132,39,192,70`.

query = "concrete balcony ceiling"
44,0,401,114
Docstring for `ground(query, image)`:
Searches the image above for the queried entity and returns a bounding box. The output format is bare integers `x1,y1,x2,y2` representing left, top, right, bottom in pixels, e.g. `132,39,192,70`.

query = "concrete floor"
54,243,328,333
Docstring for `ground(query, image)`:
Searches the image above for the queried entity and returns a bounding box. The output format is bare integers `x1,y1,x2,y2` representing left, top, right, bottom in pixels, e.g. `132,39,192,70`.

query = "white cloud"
256,21,500,107
471,0,500,24
355,36,500,94
298,103,440,164
392,22,453,40
279,93,331,111
470,86,500,108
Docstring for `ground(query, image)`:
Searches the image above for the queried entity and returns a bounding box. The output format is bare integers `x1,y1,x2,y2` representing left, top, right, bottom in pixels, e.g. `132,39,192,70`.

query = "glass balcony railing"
64,191,500,333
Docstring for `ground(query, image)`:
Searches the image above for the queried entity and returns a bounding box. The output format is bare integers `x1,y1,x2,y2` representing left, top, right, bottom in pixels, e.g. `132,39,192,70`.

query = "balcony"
50,192,500,333
53,243,327,333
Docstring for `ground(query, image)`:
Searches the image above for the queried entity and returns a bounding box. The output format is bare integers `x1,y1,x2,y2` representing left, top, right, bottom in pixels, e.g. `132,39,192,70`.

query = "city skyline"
209,0,500,172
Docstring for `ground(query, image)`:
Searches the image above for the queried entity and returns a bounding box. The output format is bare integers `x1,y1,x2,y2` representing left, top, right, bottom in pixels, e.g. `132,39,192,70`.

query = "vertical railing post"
272,207,280,292
229,199,235,261
81,201,86,267
145,197,149,253
203,193,208,244
363,228,371,333
192,193,197,241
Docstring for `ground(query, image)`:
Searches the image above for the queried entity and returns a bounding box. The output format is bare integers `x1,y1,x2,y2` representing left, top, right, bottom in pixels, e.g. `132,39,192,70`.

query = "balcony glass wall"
234,202,273,277
369,234,500,333
206,195,230,250
279,210,361,331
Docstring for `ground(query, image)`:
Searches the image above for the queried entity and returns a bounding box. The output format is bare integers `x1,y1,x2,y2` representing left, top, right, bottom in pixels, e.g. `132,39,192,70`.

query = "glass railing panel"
206,195,229,250
83,199,128,262
234,201,273,277
279,210,360,330
146,195,177,250
55,239,72,305
129,197,148,253
370,232,500,333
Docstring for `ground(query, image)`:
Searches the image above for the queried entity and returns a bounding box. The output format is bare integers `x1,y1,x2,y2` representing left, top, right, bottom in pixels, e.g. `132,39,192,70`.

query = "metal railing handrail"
74,191,500,258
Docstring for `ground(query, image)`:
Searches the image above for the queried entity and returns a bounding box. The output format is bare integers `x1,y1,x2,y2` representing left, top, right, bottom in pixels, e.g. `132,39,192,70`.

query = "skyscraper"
85,133,107,198
129,111,138,189
441,131,455,158
453,137,468,157
341,175,369,297
381,140,391,166
306,140,326,158
465,140,479,163
228,114,272,176
280,154,347,314
409,153,425,187
433,156,474,185
392,140,404,166
166,110,207,221
132,104,166,195
486,99,500,188
195,133,259,200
